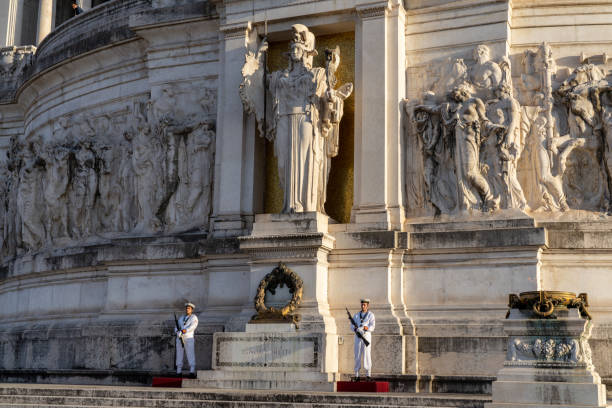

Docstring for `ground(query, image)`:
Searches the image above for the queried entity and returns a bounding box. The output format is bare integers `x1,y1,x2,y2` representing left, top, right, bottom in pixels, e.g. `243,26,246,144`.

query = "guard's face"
185,306,193,315
361,302,368,312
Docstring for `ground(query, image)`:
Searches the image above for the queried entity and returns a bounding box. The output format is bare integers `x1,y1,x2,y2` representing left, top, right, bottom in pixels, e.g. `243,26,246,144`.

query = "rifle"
174,313,185,348
346,307,370,347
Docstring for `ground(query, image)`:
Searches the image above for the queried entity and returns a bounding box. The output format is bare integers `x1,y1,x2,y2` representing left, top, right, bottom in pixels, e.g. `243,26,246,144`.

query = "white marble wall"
1,0,612,383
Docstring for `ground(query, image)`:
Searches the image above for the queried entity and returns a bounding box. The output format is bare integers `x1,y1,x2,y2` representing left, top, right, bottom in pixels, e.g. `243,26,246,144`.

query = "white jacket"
350,311,375,340
177,314,198,339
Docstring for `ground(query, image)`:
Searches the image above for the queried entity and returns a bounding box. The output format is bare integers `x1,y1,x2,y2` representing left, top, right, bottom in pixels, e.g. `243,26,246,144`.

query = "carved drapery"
240,24,353,215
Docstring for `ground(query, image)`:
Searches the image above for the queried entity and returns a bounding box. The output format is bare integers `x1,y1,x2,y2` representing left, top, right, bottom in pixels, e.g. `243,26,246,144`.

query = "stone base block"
250,212,329,236
183,370,337,391
488,381,607,407
211,331,326,371
196,331,337,391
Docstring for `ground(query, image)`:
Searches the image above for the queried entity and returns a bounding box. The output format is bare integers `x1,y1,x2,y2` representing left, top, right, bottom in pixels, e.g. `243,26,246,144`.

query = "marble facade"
0,0,612,396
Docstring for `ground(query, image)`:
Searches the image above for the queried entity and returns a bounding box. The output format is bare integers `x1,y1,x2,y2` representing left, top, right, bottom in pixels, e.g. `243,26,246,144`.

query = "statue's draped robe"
269,66,327,213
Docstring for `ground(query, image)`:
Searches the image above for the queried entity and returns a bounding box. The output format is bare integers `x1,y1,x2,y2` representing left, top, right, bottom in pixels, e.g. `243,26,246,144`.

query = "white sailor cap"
185,302,196,308
360,298,370,304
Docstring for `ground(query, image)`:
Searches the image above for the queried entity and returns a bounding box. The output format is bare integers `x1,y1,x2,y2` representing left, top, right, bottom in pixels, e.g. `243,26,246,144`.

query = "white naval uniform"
350,310,375,377
176,313,198,374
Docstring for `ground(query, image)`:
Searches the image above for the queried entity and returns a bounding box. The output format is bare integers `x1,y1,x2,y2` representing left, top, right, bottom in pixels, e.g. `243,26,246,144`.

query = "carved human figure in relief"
69,118,98,239
469,44,502,97
556,64,610,210
485,84,528,209
131,102,163,233
0,163,8,255
42,141,70,242
417,84,506,211
525,113,569,211
595,86,612,203
17,140,45,251
240,24,353,213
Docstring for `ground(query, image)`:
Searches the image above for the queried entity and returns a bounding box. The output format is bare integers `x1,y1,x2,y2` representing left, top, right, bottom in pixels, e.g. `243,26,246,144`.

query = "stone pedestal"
183,323,337,391
185,213,339,390
487,308,607,407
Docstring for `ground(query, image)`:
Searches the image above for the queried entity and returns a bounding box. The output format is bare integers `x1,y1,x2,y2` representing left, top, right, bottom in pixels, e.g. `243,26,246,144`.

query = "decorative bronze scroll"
506,291,591,320
252,262,303,325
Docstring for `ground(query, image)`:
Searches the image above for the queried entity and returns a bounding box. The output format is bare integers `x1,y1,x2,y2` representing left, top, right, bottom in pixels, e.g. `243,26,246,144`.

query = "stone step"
184,369,336,391
0,384,490,407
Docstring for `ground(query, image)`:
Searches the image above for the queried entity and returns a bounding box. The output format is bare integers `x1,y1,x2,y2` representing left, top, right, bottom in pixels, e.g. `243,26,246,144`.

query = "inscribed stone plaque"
213,333,320,371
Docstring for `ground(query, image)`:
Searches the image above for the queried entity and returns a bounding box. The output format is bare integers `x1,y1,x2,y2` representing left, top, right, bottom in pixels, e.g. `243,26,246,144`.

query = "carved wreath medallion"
252,262,303,325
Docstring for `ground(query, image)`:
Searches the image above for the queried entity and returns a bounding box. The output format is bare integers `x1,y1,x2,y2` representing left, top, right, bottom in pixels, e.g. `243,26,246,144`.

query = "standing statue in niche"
240,24,353,213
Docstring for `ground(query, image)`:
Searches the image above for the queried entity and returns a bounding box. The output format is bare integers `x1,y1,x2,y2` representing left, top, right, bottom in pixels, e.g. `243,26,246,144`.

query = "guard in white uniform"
350,298,375,379
176,302,199,375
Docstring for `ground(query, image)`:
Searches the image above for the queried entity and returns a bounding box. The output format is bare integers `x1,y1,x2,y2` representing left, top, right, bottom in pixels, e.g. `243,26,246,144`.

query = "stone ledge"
130,1,217,29
0,234,239,279
409,226,546,250
0,369,154,386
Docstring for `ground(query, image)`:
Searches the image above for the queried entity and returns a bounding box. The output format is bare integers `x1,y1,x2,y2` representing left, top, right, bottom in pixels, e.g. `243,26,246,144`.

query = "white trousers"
354,333,372,376
176,337,196,373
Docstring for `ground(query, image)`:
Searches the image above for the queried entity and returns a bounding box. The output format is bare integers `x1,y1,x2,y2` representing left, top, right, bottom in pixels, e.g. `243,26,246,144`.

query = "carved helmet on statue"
291,24,318,69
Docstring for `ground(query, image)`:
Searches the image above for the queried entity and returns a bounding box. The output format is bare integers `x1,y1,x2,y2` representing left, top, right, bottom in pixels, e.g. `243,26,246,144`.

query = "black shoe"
351,376,359,382
366,376,372,381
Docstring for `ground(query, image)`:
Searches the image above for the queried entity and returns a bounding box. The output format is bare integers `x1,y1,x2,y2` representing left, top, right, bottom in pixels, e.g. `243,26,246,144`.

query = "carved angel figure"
240,24,353,213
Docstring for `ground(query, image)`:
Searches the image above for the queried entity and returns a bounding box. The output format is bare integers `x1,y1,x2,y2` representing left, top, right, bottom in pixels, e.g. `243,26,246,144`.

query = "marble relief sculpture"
0,84,216,257
240,24,353,214
407,42,612,215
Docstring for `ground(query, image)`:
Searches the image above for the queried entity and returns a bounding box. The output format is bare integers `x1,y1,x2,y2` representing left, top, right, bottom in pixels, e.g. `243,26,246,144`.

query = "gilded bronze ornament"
506,291,591,320
252,262,304,325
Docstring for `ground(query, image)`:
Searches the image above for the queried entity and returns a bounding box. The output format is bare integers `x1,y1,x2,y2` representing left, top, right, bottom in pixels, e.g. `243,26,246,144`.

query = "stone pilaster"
238,212,338,373
210,22,263,238
352,0,406,230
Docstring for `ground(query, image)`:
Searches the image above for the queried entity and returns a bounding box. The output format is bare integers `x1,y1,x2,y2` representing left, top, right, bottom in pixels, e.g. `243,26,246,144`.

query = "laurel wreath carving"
252,262,303,325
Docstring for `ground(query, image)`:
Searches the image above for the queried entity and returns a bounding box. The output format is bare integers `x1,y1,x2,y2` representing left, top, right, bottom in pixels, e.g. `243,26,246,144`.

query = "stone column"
0,0,18,46
210,22,263,237
81,0,92,10
36,0,55,45
352,0,406,231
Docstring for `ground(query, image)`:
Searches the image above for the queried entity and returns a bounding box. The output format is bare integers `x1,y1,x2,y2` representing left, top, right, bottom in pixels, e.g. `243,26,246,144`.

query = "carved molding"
356,2,390,19
221,21,251,39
